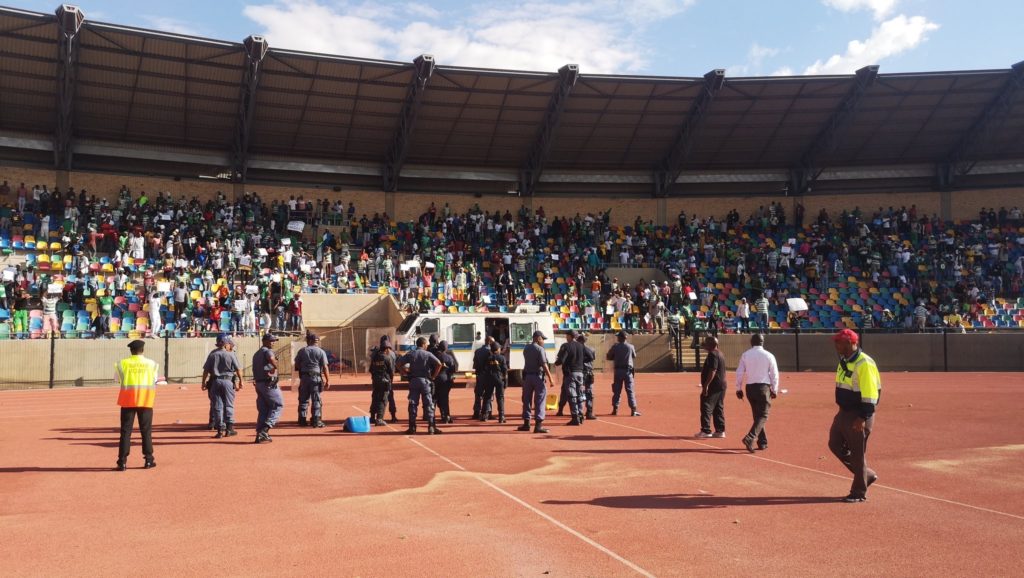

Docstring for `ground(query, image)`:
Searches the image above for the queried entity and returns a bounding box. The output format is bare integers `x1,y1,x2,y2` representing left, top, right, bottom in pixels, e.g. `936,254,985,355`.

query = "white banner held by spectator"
287,221,305,233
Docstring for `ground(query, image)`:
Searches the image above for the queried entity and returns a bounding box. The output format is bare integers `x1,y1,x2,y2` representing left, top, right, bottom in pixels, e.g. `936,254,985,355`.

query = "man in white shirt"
735,333,780,452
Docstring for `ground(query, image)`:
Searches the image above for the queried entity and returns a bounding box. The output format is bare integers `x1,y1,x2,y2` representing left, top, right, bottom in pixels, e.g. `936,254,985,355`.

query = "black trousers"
481,379,505,417
435,379,453,418
370,380,392,420
118,407,154,463
744,384,771,447
699,388,726,433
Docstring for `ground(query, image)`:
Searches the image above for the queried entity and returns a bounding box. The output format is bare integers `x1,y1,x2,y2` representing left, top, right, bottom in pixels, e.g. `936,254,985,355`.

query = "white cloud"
142,16,201,36
803,14,938,75
771,66,795,77
727,42,780,76
404,3,441,20
243,0,696,74
822,0,898,21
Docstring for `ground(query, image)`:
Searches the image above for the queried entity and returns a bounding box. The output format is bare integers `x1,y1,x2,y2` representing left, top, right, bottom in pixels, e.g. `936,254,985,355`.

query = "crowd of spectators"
0,176,1022,340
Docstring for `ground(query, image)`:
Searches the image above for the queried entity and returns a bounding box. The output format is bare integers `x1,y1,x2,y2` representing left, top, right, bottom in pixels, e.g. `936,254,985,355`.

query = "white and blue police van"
395,311,562,384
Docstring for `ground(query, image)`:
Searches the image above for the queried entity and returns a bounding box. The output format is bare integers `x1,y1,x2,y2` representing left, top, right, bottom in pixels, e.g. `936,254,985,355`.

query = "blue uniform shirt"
523,343,549,374
399,348,441,379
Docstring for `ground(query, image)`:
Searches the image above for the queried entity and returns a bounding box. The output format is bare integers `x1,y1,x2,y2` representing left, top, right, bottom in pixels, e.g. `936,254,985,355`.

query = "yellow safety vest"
834,351,881,409
116,355,159,408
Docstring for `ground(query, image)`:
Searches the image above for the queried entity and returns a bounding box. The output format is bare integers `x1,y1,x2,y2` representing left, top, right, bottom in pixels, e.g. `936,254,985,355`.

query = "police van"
395,311,561,383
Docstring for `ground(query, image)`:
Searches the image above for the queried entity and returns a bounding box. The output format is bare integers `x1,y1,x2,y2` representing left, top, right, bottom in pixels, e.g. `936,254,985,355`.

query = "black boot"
390,412,398,423
298,415,307,427
533,419,549,434
498,414,507,424
517,420,531,432
586,410,596,420
225,423,238,437
374,418,387,427
567,416,582,426
611,407,618,416
427,423,443,435
214,429,225,438
312,416,326,428
405,416,417,435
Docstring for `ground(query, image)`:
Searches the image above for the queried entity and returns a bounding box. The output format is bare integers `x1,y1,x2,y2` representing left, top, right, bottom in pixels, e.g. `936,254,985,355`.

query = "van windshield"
397,313,418,333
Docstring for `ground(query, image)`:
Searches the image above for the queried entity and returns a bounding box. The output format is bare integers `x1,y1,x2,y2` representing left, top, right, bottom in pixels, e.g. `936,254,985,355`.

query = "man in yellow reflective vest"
829,329,881,502
116,339,160,471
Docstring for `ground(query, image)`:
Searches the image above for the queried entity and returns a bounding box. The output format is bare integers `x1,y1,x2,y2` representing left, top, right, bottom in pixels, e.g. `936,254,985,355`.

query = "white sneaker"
694,431,713,438
711,432,726,439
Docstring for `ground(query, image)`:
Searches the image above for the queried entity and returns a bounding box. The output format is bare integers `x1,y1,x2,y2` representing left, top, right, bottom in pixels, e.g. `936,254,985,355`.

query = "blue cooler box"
344,416,371,433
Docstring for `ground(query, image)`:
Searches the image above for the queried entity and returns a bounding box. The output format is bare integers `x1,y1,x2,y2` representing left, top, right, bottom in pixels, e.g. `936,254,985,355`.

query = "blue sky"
13,0,1024,76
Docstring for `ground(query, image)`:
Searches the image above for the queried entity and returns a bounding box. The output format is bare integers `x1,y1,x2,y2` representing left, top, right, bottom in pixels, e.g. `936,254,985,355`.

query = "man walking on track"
397,336,443,435
252,333,283,444
294,332,330,428
734,334,779,451
606,331,641,416
519,331,553,433
829,329,881,503
368,336,396,427
115,339,159,471
695,336,727,439
202,335,243,439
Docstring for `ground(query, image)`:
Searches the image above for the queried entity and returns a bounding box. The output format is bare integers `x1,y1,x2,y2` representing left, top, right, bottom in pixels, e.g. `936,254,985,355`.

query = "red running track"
1,372,1023,577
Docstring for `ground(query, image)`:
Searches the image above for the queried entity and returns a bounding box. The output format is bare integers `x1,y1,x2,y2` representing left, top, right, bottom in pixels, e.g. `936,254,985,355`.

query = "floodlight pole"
383,54,435,192
54,4,85,171
653,69,725,197
789,64,878,195
232,35,269,184
936,60,1024,190
519,64,579,197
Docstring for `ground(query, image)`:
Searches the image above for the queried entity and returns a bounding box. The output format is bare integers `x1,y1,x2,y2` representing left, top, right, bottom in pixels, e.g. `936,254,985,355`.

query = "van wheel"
508,370,523,387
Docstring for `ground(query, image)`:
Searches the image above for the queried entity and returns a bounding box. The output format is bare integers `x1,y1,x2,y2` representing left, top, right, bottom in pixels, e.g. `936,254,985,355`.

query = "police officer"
578,333,597,420
115,339,159,471
252,333,283,443
472,336,495,420
425,334,441,423
434,341,458,424
554,330,586,426
519,331,553,433
480,341,508,423
202,334,243,438
397,336,443,434
369,336,396,427
829,329,881,503
606,330,641,416
294,332,330,428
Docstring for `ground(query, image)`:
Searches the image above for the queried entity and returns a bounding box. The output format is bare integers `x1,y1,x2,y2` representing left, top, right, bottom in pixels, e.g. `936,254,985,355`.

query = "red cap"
832,329,859,345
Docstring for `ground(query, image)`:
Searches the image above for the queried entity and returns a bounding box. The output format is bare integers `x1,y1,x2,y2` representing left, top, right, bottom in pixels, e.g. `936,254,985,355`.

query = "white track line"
351,406,656,577
599,418,1024,522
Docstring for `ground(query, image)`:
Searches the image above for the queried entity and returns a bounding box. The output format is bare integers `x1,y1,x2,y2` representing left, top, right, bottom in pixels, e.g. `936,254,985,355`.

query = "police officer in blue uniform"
369,335,396,427
480,341,508,423
555,330,586,426
435,341,458,424
294,332,330,428
397,336,443,435
578,333,597,420
472,336,494,420
607,330,641,416
519,330,553,433
202,334,243,438
252,333,283,443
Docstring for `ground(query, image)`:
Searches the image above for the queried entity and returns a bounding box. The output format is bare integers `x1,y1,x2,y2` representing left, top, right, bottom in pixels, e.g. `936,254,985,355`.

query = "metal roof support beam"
519,64,579,197
53,4,85,170
653,68,725,197
937,60,1024,190
382,54,435,192
791,64,878,194
231,35,269,183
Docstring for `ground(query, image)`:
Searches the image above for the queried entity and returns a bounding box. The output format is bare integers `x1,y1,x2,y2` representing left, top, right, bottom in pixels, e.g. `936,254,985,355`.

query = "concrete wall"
718,333,1024,372
0,336,262,388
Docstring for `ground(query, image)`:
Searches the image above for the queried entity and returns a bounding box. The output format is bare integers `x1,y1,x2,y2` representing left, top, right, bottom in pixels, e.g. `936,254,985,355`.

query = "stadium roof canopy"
1,5,1022,197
